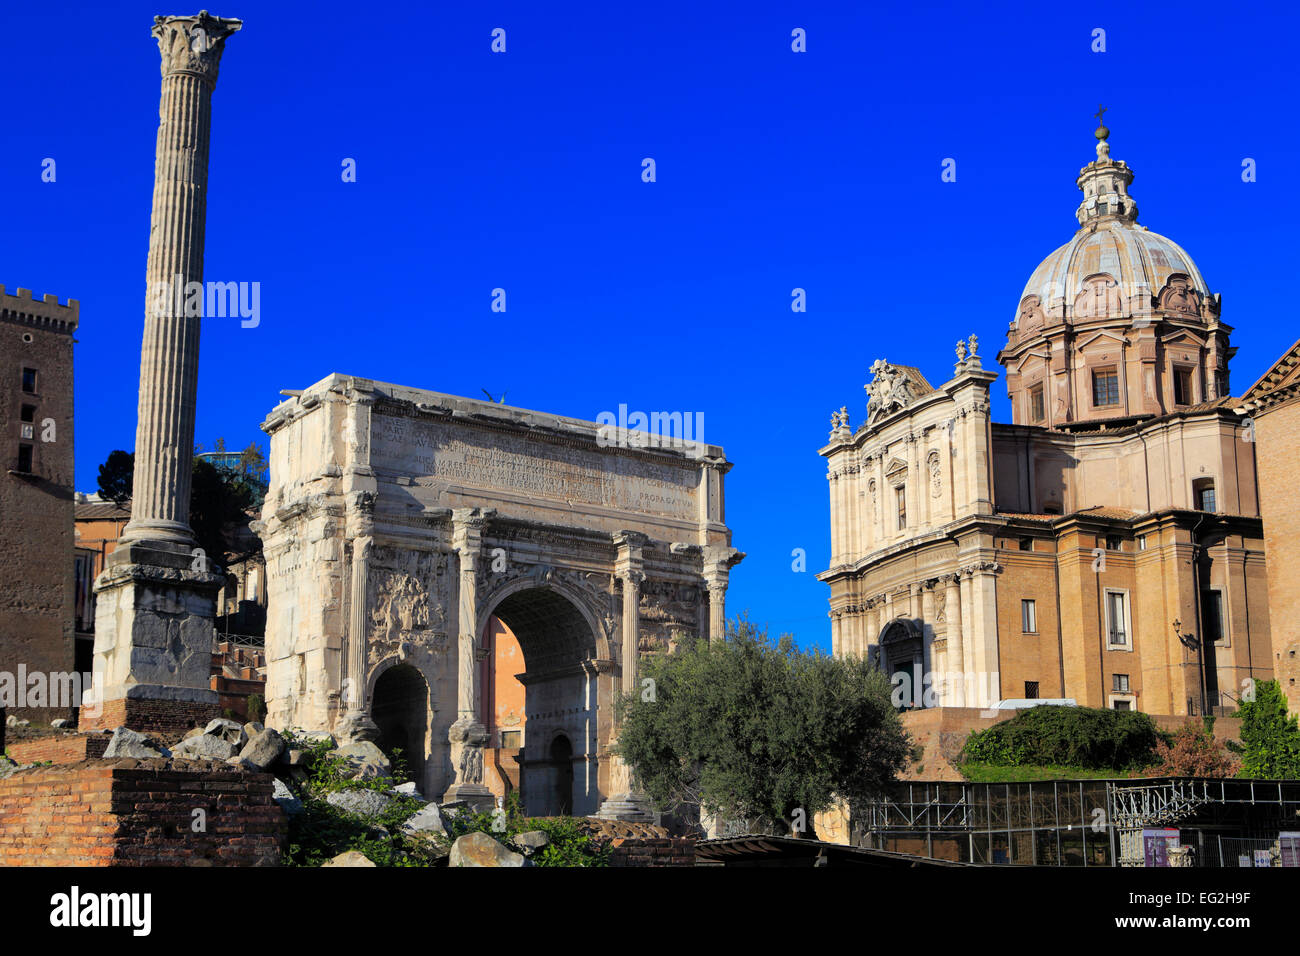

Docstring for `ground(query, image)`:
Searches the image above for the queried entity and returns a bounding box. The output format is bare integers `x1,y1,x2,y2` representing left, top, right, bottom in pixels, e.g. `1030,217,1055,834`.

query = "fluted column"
597,532,655,821
84,13,239,735
703,544,743,643
347,536,373,714
945,575,965,706
444,508,493,807
121,12,241,547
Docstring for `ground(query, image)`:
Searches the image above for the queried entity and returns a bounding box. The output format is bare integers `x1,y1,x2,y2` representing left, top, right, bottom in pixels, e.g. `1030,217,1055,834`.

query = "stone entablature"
258,374,740,812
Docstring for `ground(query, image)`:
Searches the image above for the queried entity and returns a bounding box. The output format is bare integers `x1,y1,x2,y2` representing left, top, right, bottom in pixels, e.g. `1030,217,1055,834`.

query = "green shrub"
443,792,611,867
960,705,1161,771
1237,680,1300,779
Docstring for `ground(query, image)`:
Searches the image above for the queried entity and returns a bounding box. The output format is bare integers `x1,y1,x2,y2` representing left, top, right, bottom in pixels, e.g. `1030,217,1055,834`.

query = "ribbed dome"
1010,120,1216,335
1015,219,1210,327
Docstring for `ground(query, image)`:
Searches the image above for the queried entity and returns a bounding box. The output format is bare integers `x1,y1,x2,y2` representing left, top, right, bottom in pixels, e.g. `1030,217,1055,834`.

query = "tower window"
21,368,37,393
1193,478,1216,513
1092,368,1120,407
1105,591,1130,647
1202,590,1224,645
1029,385,1045,423
1021,599,1037,633
16,444,33,473
20,404,35,423
1173,366,1194,406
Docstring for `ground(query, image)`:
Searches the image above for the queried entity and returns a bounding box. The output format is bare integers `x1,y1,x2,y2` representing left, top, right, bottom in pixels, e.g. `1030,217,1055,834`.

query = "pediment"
1159,328,1207,350
1013,349,1051,373
1076,329,1128,352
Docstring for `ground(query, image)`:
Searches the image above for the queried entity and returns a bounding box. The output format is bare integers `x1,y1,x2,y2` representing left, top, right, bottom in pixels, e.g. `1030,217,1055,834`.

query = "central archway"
479,584,603,816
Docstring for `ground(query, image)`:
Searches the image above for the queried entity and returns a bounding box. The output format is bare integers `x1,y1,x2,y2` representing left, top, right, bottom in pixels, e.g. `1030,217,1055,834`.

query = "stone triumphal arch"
257,375,741,818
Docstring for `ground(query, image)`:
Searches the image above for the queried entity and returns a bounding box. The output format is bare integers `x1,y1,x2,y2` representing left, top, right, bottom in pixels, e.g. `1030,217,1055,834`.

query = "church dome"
1010,117,1216,335
1016,221,1210,329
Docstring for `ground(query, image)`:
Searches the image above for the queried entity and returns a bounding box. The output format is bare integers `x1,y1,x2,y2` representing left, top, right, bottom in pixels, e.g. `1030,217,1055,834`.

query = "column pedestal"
84,540,223,733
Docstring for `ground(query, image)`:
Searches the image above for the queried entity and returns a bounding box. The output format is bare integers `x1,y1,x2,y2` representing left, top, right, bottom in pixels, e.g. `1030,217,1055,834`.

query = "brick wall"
608,837,696,867
7,732,108,765
1256,399,1300,713
81,696,218,734
0,293,78,723
0,758,285,866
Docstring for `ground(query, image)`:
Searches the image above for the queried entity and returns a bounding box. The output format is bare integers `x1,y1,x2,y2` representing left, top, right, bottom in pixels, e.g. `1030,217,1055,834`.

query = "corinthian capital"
153,11,242,86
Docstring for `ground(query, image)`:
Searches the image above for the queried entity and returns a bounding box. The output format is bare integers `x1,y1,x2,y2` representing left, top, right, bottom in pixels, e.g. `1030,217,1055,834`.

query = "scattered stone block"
326,789,393,817
204,718,248,748
450,831,529,867
103,727,170,759
272,777,304,817
238,728,285,771
172,733,238,761
401,803,447,836
323,850,375,867
512,830,550,856
328,741,392,781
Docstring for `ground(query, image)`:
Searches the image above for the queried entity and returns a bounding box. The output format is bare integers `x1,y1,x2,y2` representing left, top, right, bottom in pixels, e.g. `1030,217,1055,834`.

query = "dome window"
1092,368,1120,407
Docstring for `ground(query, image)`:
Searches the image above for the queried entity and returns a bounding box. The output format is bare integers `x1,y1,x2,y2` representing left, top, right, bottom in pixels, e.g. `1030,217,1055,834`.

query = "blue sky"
3,1,1297,650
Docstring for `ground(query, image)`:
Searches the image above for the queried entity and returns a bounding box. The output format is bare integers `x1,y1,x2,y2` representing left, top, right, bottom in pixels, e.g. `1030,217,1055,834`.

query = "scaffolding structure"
858,777,1300,867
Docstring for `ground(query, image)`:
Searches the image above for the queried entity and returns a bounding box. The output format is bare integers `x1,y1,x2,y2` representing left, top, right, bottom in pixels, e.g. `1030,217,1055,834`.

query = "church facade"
819,122,1272,717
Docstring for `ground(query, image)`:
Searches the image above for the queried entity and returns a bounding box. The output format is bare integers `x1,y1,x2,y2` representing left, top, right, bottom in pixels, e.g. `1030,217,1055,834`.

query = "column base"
333,712,381,745
442,783,496,811
86,542,223,735
444,716,491,808
595,792,657,823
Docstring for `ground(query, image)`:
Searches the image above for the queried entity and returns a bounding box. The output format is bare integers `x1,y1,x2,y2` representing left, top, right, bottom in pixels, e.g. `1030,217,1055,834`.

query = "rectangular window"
1021,599,1037,633
19,404,35,423
1113,699,1132,711
1197,483,1216,512
1092,368,1120,407
895,486,907,530
1018,537,1033,552
1025,681,1040,700
20,368,37,393
1173,367,1193,406
16,444,33,473
1106,591,1129,647
1113,674,1130,693
1137,535,1147,551
1106,535,1122,551
1202,590,1224,645
1029,385,1045,423
500,731,521,749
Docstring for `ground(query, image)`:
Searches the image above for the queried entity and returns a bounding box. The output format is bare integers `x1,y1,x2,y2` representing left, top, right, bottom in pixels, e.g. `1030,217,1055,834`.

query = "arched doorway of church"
371,663,429,789
480,586,598,817
879,618,926,709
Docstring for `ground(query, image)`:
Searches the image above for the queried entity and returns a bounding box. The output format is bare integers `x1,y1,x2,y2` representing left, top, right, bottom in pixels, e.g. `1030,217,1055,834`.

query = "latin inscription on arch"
371,413,697,518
